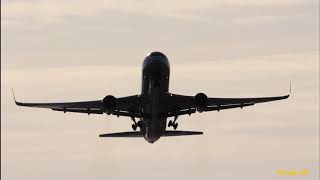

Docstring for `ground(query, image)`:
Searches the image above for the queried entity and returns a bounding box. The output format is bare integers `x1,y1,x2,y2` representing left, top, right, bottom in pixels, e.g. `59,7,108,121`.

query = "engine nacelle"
102,95,117,115
194,93,208,113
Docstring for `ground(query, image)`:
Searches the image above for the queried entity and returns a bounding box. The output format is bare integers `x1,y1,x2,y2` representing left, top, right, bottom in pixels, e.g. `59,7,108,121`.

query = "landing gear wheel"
168,120,173,127
132,124,137,131
173,123,178,130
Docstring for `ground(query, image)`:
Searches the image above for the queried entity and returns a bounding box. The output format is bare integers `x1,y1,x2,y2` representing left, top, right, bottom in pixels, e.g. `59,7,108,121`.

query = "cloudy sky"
1,0,319,179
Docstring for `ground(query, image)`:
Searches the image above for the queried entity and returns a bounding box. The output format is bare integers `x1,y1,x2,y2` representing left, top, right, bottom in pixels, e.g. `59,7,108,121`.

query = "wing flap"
52,108,103,114
205,102,254,112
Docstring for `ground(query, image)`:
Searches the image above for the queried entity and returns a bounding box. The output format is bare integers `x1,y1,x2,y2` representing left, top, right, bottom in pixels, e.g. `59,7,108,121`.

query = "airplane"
14,51,290,144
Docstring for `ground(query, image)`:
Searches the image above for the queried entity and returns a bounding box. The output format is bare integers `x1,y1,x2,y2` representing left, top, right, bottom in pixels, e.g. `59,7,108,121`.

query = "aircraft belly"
141,55,170,143
143,80,167,143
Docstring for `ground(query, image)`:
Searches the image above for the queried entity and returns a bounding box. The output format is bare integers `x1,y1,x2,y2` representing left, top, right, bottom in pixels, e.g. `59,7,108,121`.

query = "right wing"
167,93,289,117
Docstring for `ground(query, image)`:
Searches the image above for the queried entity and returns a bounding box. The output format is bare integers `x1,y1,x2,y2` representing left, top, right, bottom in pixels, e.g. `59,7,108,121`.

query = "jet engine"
194,93,208,112
103,95,117,115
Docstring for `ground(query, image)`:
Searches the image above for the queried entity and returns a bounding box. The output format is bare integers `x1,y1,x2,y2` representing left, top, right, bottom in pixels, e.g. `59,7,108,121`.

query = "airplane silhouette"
14,52,290,143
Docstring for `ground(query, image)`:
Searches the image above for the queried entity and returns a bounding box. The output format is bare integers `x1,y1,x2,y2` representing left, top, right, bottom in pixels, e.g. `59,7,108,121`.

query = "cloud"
1,1,319,179
2,0,313,25
2,0,317,70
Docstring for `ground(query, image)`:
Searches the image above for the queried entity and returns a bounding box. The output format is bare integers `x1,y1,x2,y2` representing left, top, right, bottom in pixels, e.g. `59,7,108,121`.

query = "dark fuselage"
141,52,170,143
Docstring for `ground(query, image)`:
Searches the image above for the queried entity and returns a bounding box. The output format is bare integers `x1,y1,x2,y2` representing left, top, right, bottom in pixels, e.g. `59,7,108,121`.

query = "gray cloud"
2,0,318,69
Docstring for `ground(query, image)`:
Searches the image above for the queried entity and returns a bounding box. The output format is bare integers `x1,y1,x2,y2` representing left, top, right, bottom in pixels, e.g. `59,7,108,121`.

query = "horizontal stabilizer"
162,130,203,136
99,131,143,137
99,130,203,138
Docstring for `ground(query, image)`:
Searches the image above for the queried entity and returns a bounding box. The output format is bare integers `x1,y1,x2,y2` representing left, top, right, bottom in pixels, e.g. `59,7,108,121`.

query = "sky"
1,0,319,180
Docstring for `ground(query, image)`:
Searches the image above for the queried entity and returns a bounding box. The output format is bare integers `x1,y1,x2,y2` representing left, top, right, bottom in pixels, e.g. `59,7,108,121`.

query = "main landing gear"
131,117,141,131
168,115,178,130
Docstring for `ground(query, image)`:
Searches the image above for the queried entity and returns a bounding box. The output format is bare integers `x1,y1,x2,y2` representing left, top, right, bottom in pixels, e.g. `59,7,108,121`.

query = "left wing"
15,99,105,114
13,90,141,116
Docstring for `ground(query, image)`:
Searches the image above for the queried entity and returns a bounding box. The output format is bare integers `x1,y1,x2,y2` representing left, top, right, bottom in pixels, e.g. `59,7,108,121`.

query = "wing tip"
12,88,22,105
284,80,292,99
12,88,17,103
